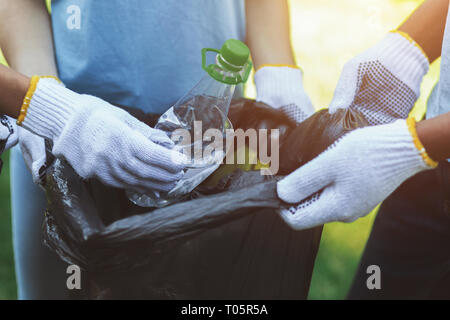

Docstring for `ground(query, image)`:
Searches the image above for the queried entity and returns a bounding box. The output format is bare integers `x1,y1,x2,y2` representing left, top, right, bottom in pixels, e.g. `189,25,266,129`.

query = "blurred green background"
0,0,440,299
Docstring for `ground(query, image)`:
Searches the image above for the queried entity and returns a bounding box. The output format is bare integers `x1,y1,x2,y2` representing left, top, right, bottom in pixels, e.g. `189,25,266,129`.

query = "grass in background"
0,0,439,300
0,152,16,299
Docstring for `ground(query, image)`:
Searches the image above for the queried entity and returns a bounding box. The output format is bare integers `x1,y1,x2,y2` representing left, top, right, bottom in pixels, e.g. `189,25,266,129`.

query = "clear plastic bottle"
127,39,252,207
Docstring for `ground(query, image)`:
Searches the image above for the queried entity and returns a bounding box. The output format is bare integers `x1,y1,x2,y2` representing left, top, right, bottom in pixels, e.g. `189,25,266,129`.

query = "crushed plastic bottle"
127,39,252,207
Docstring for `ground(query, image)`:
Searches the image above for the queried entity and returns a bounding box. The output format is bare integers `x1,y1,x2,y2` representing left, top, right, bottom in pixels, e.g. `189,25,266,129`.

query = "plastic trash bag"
279,108,369,175
42,100,367,299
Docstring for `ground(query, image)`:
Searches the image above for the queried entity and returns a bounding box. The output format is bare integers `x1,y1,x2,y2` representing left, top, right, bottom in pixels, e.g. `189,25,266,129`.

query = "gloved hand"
0,115,18,151
18,76,187,192
12,78,58,185
18,127,51,185
277,118,437,230
329,31,429,125
254,65,315,123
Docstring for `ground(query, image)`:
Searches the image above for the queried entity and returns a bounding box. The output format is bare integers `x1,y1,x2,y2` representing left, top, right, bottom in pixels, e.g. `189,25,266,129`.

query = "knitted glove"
255,65,315,123
18,127,51,185
18,76,187,192
329,31,429,125
277,118,437,230
15,77,61,185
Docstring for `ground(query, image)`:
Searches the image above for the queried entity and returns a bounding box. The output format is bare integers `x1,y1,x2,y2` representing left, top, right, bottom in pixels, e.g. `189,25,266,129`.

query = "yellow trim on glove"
17,76,39,125
256,63,301,73
406,117,438,168
391,30,430,64
17,75,61,125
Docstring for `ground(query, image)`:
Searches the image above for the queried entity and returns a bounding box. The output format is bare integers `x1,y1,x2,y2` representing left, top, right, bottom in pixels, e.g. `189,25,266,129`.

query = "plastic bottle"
127,39,252,207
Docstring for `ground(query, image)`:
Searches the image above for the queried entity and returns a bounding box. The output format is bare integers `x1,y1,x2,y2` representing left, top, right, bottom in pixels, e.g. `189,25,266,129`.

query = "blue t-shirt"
50,0,245,114
426,7,450,119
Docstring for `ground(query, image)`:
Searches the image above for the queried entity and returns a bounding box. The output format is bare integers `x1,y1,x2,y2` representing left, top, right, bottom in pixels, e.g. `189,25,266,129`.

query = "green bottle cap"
219,39,250,71
202,39,253,85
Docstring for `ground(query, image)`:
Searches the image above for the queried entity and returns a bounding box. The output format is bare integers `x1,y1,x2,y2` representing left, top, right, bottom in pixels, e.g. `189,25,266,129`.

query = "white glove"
0,115,18,151
16,78,59,185
18,127,50,185
277,118,437,230
329,31,429,125
19,76,188,192
254,65,315,123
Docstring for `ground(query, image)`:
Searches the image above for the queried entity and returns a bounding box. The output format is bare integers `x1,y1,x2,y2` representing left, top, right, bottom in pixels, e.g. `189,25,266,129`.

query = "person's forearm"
417,112,450,161
0,0,57,118
0,0,58,76
0,65,29,118
398,0,449,62
245,0,296,70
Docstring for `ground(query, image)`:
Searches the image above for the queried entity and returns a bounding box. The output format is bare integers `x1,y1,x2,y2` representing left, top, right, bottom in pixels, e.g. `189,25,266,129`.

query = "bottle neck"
201,54,246,85
216,54,244,73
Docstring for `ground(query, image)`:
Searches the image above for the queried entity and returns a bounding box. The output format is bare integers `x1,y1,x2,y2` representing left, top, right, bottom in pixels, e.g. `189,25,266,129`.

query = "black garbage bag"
279,108,370,175
228,98,294,138
43,99,367,299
